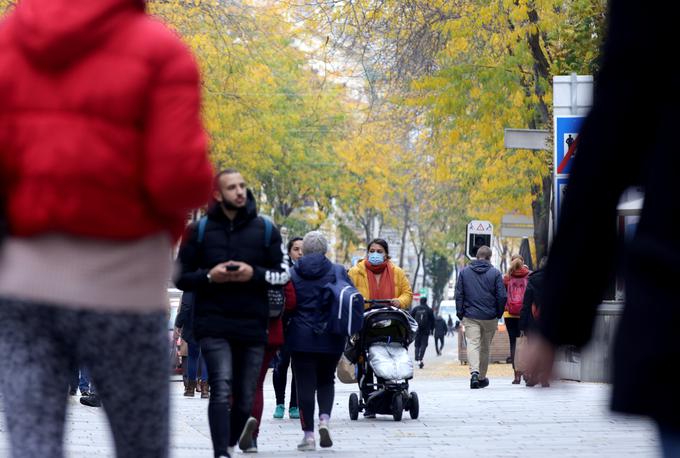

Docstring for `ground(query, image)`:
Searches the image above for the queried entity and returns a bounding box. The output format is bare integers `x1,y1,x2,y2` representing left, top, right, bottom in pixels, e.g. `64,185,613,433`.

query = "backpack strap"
197,216,208,244
261,216,273,248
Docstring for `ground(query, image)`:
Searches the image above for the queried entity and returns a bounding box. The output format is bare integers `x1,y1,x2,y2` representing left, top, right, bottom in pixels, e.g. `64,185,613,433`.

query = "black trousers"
273,344,298,407
505,317,520,369
291,351,341,432
435,335,445,354
414,332,429,361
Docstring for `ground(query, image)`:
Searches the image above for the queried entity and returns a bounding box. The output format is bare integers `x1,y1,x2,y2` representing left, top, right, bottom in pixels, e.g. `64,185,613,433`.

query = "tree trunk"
532,173,552,261
399,198,410,268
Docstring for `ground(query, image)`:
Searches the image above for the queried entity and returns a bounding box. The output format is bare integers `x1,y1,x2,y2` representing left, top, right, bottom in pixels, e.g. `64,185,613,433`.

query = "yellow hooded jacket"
348,259,413,310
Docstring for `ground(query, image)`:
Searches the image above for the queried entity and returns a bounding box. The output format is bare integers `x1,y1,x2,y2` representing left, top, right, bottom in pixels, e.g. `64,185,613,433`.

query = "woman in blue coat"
286,231,348,452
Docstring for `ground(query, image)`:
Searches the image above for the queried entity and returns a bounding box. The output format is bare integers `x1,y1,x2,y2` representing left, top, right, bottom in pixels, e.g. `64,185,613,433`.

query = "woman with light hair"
284,231,351,451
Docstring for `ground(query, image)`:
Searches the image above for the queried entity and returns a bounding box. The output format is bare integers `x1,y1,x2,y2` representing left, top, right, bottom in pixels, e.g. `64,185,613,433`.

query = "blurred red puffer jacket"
0,0,213,241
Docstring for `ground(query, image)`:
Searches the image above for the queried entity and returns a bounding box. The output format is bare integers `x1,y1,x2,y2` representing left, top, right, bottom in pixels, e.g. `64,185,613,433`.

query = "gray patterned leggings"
0,298,169,458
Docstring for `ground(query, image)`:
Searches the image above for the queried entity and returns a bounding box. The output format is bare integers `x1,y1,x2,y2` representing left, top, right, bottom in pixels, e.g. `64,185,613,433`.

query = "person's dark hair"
287,237,303,254
367,238,389,257
213,168,240,190
420,297,427,306
476,245,492,260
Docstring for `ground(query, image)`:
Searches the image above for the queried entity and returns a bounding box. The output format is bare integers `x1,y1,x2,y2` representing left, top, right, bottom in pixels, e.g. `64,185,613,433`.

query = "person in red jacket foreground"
0,1,213,457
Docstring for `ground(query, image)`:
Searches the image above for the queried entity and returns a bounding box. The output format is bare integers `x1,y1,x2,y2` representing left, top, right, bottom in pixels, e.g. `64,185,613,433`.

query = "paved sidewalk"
0,334,660,457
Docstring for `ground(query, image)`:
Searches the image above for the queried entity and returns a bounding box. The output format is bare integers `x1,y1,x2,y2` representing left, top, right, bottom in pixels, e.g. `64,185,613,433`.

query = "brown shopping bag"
514,334,530,373
336,355,357,384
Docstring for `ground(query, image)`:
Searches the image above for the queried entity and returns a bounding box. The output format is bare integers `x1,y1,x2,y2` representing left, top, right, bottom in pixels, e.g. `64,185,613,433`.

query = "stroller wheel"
408,392,419,419
391,394,403,421
349,393,359,421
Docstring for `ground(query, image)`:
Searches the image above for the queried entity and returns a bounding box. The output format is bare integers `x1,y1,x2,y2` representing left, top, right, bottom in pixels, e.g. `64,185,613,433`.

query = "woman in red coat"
0,1,212,456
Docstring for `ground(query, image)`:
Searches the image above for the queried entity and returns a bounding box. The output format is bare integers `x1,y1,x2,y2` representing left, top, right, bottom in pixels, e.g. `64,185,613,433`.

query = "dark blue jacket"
286,253,346,354
455,260,506,321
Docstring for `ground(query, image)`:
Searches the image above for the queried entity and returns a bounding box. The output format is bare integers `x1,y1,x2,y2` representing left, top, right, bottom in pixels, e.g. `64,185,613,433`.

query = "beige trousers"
463,317,498,378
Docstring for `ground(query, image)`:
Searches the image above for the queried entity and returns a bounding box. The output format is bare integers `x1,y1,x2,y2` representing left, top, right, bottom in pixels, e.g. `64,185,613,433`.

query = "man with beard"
177,169,288,458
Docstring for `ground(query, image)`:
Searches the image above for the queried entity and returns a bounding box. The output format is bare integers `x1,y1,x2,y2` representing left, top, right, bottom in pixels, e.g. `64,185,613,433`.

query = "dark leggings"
272,345,297,407
414,332,429,361
0,298,169,458
505,317,520,369
291,351,341,432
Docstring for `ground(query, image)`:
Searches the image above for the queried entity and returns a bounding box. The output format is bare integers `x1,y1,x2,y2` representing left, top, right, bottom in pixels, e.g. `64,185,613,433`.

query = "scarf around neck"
365,260,395,300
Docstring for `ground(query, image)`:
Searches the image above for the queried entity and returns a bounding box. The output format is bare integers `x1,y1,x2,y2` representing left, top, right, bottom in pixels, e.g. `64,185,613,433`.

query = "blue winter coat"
285,253,347,354
455,260,506,321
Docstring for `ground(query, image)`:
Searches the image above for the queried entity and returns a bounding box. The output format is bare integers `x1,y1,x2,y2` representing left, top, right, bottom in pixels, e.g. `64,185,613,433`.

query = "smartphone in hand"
225,264,239,271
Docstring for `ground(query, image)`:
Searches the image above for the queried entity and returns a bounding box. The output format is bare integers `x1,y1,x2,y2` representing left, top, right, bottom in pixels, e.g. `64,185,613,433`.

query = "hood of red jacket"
10,0,145,70
510,266,530,278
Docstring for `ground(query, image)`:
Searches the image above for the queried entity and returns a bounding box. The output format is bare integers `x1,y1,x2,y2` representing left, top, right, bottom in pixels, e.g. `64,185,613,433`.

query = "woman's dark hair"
367,238,389,257
287,237,303,254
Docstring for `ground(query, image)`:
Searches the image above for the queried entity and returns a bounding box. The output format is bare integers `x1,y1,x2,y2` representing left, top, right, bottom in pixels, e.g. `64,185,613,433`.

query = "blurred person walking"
175,292,209,398
176,170,288,458
519,257,548,388
0,0,212,456
286,232,347,451
447,315,455,336
503,255,530,384
527,2,680,455
410,297,435,367
455,246,506,389
272,237,302,420
434,314,447,356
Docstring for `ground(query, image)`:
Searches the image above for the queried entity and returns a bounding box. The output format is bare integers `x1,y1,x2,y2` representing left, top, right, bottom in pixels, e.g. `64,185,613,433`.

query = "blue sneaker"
289,407,300,419
273,404,285,419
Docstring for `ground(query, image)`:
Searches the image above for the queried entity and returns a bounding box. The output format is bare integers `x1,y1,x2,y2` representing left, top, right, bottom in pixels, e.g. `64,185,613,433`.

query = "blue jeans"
659,423,680,458
186,341,207,382
200,337,264,456
69,366,95,394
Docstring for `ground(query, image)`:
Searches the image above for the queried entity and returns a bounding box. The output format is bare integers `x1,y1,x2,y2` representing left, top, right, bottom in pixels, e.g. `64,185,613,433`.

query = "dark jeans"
200,337,264,457
69,366,95,394
291,351,341,432
435,335,445,354
272,344,297,407
414,332,429,361
186,340,207,382
505,317,520,369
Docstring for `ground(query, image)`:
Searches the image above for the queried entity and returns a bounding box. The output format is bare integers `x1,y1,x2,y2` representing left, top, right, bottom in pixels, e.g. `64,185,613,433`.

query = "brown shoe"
200,380,210,399
184,380,197,397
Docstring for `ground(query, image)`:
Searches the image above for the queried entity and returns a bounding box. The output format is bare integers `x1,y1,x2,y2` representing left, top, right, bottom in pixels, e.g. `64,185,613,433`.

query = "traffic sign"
466,220,493,260
554,115,585,176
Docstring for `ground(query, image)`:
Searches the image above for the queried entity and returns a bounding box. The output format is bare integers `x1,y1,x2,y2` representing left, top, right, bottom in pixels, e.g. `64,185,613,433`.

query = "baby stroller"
347,300,420,421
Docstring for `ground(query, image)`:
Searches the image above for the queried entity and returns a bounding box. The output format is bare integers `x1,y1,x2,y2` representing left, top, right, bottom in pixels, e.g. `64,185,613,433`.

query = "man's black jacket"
176,191,287,344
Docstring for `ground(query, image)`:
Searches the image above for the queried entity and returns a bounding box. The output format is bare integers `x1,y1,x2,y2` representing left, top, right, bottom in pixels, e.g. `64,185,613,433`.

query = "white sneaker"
318,422,333,448
238,417,258,451
297,437,316,451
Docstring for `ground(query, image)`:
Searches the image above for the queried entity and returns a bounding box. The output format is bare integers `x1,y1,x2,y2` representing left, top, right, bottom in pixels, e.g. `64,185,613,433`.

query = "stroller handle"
364,299,398,311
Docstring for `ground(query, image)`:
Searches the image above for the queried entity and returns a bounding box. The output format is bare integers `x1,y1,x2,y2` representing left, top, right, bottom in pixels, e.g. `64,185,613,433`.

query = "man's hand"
390,299,402,307
173,327,181,340
208,262,254,283
223,261,254,282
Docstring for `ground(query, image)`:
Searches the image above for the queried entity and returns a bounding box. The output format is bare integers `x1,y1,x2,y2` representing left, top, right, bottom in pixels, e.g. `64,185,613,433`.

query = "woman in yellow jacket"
348,238,413,310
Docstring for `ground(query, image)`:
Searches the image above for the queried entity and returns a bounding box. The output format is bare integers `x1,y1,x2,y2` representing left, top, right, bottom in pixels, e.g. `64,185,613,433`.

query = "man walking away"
176,170,288,458
447,315,455,336
434,315,447,356
455,246,506,389
410,297,435,369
